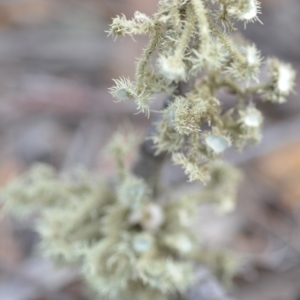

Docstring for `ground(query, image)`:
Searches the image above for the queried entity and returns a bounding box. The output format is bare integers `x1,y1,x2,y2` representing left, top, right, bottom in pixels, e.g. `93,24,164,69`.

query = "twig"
132,81,187,191
132,80,234,300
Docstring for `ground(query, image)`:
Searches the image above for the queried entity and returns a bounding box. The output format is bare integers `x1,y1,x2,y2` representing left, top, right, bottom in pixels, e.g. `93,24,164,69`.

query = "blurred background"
0,0,299,299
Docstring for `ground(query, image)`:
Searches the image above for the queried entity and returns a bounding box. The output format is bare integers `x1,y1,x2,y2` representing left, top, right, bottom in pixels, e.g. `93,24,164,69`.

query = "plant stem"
132,81,187,193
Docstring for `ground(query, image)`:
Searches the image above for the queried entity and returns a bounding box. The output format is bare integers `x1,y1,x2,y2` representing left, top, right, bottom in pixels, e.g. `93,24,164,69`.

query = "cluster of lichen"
1,164,197,300
0,0,297,299
109,0,295,184
1,131,240,299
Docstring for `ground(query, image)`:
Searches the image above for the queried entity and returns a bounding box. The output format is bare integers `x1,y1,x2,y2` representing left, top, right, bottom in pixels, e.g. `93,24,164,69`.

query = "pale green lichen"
0,1,297,299
108,0,295,184
1,164,200,299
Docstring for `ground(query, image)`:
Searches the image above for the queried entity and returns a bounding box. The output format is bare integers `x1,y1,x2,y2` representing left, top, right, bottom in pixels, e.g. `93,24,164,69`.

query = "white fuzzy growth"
142,203,165,231
134,11,149,22
244,113,260,127
244,111,262,127
165,261,185,284
205,135,229,154
132,234,153,253
246,45,259,66
167,108,176,127
159,56,185,81
240,0,257,20
277,64,294,94
109,78,135,102
178,210,193,227
219,196,235,213
117,89,132,101
171,234,193,254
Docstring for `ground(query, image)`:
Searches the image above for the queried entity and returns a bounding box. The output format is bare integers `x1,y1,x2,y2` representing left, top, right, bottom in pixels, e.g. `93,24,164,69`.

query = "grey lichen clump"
0,1,297,300
1,135,239,299
1,164,197,300
109,0,295,184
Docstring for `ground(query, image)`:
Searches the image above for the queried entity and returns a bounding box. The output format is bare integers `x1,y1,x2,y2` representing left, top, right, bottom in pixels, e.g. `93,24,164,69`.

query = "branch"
132,81,186,190
132,81,234,300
